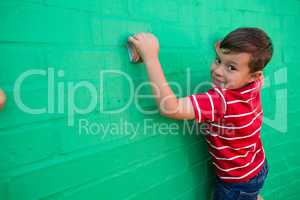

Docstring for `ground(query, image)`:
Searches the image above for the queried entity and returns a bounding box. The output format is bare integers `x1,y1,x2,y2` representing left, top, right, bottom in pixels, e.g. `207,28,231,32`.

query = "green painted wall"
0,0,299,199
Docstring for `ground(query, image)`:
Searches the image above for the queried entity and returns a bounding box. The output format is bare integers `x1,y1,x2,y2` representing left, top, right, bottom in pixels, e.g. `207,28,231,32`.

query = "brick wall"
0,0,299,199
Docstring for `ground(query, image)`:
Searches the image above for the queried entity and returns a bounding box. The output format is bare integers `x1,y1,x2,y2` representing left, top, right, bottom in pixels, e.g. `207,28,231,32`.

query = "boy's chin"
212,80,226,88
212,81,239,90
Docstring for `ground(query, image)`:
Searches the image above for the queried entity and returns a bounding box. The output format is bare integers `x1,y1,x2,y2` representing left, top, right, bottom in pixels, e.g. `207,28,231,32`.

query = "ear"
214,40,221,49
248,71,263,83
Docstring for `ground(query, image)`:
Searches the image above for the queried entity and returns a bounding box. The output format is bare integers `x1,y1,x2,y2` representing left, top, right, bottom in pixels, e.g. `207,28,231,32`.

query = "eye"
227,65,236,71
215,57,221,64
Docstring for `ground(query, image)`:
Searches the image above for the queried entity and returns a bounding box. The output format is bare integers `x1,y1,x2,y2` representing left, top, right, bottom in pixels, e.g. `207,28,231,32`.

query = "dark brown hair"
220,27,273,73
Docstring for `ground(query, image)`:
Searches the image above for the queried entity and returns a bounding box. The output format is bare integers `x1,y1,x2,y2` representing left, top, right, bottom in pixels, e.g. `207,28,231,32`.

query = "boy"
128,27,272,200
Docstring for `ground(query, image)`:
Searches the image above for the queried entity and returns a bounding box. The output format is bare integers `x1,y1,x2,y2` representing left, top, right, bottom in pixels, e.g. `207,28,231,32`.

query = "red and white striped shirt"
189,78,266,183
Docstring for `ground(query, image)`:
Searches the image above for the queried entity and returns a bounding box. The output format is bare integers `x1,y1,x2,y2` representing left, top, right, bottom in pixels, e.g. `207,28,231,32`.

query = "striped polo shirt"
189,78,266,183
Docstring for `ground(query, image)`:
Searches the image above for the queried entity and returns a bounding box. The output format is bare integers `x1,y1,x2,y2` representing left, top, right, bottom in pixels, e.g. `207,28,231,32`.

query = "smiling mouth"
212,77,225,87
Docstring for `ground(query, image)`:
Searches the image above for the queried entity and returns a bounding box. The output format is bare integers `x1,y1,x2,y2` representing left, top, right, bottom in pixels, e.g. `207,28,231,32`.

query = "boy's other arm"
128,33,195,120
0,89,6,109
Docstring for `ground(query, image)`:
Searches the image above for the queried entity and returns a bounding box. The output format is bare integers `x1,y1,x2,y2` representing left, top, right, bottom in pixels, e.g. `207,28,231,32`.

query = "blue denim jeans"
213,159,269,200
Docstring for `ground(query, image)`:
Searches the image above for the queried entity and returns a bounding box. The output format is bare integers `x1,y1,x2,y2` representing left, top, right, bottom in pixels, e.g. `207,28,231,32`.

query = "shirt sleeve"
189,87,227,123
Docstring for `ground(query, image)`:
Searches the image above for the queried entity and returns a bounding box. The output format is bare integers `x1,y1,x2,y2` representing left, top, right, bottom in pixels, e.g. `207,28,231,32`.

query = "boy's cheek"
210,63,218,72
211,62,216,69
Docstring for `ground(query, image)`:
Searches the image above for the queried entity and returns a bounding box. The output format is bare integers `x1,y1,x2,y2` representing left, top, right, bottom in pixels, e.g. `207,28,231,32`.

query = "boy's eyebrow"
215,49,239,65
227,60,238,65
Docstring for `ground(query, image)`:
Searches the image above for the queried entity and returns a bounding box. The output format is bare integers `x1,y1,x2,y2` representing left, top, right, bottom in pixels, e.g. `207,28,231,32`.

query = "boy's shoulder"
218,77,263,102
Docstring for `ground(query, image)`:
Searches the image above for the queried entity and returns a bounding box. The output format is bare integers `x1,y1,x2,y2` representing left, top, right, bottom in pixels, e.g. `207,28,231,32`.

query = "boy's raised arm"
128,32,195,120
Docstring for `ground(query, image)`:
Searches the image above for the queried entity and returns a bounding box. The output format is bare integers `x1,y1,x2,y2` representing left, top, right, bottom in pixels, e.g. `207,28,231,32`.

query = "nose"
213,64,223,78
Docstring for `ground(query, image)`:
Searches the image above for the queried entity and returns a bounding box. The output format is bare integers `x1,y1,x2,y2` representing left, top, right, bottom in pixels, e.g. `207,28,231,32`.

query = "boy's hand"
128,32,159,64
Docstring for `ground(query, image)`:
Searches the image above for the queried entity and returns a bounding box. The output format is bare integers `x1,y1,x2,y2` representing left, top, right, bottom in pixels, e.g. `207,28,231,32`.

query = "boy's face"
210,43,261,89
